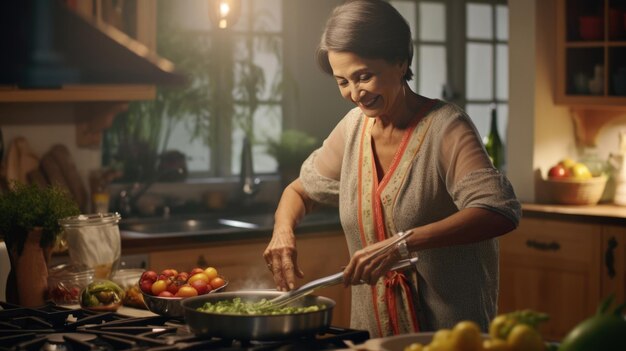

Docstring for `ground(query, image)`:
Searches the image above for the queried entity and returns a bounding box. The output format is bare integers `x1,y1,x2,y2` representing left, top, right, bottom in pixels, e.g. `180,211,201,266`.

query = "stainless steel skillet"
181,290,335,340
181,257,418,340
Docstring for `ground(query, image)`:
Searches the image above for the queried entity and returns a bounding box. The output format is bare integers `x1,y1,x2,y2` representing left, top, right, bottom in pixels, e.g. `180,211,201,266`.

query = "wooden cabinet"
499,217,626,340
0,0,156,102
555,0,626,106
601,225,626,303
499,218,598,340
149,230,352,328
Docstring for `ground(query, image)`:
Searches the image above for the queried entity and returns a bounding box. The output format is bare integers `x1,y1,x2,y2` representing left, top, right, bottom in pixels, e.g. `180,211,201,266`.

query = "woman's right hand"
263,226,304,291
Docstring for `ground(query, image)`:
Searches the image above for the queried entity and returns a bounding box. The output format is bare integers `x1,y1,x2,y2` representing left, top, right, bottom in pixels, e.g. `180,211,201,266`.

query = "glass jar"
112,268,146,309
47,263,95,305
59,213,122,280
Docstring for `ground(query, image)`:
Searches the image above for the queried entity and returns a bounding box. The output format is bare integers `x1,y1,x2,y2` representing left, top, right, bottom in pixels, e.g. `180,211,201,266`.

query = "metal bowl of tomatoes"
138,267,228,318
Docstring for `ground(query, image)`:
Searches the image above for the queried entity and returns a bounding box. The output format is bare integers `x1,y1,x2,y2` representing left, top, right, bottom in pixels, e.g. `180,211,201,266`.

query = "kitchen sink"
119,209,339,237
218,210,340,229
119,216,252,237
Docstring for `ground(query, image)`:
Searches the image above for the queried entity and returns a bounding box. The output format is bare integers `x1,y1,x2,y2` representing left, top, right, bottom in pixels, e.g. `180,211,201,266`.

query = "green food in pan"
196,297,325,315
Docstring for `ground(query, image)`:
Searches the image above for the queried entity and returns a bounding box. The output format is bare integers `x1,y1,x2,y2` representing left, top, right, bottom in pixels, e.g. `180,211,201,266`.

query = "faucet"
117,167,184,217
240,136,260,203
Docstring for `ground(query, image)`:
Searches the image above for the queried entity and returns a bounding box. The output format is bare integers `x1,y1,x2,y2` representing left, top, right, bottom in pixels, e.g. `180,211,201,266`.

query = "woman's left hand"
263,227,304,291
342,235,403,286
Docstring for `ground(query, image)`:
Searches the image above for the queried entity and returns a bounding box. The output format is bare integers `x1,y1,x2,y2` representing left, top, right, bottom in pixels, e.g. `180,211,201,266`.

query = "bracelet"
396,233,410,259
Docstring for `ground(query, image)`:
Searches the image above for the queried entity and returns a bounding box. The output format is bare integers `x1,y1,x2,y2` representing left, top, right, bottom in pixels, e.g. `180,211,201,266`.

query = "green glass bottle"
484,104,505,171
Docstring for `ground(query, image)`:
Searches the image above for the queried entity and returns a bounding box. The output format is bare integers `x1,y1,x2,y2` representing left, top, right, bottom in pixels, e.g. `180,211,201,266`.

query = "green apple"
570,162,592,180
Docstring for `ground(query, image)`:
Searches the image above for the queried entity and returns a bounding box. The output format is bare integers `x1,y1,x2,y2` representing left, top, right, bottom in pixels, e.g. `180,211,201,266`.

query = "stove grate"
0,302,369,351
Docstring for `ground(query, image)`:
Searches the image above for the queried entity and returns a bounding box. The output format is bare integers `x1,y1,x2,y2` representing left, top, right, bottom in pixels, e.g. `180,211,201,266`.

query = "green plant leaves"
265,130,318,168
0,181,80,255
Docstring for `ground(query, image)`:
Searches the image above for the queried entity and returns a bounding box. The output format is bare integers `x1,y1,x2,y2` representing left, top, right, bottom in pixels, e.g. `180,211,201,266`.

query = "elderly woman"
264,0,521,338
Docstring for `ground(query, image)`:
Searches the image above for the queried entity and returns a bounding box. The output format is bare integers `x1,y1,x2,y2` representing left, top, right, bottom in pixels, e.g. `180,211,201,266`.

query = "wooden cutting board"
41,144,88,212
3,137,40,185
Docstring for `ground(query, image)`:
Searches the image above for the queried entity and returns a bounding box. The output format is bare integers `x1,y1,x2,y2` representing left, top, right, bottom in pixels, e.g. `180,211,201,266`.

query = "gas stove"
0,302,369,351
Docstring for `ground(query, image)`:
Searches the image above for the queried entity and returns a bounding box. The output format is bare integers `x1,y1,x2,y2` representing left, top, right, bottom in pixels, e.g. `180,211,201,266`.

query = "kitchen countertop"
522,202,626,225
118,203,626,253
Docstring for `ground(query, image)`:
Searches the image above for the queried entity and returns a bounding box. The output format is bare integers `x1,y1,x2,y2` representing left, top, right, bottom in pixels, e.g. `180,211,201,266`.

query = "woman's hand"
342,235,403,286
263,226,304,291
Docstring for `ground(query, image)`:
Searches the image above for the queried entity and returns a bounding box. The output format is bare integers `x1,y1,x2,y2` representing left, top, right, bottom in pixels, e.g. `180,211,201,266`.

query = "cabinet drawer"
500,218,601,265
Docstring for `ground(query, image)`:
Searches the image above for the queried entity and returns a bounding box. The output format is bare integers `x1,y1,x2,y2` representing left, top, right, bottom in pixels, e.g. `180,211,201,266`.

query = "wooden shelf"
0,85,155,102
555,0,626,106
0,0,158,103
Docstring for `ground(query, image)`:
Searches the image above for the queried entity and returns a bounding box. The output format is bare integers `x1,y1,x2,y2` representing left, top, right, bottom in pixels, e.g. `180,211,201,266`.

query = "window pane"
252,0,282,32
465,103,508,145
254,36,283,100
164,115,210,173
231,124,245,176
496,44,508,100
253,104,281,173
233,0,250,31
172,0,212,31
496,5,508,40
233,36,249,99
390,1,416,39
231,104,281,174
465,103,491,141
467,3,492,40
419,45,446,99
420,2,446,41
497,103,508,144
466,43,493,100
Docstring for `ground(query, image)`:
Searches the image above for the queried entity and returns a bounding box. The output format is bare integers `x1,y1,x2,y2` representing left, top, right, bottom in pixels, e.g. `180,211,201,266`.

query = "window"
104,0,283,180
390,0,509,143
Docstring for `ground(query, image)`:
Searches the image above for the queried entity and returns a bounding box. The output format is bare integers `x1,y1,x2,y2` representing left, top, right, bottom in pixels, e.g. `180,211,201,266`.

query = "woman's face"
328,51,406,119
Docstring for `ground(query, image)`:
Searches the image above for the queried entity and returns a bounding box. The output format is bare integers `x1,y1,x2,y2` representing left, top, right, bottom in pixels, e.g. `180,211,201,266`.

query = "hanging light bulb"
208,0,241,29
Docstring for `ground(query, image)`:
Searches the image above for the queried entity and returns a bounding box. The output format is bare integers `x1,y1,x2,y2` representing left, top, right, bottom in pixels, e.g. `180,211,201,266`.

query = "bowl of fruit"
545,158,608,205
139,266,227,318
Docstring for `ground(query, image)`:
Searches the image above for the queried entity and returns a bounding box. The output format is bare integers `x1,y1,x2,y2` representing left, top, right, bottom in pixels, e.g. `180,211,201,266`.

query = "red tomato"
151,279,169,296
175,272,189,282
188,272,209,285
190,279,209,295
167,280,183,295
189,267,204,276
175,285,198,297
140,279,153,294
160,269,178,277
209,277,225,290
204,267,218,281
158,291,174,297
141,270,158,282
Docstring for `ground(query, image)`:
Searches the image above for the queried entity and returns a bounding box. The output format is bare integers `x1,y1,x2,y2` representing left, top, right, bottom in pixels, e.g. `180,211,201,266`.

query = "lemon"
404,342,424,351
450,321,483,351
483,338,511,351
489,315,511,340
570,163,592,180
507,324,544,351
433,329,452,342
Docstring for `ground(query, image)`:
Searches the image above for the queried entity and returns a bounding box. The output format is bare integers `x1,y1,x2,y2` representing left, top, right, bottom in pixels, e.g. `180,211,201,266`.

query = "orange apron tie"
384,270,420,334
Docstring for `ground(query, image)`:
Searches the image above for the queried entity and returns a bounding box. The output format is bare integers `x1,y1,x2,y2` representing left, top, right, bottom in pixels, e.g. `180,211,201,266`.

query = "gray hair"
316,0,414,81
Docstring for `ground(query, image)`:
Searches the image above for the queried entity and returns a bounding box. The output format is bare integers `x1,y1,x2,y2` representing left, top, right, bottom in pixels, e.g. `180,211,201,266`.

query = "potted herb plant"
0,181,80,306
266,130,319,189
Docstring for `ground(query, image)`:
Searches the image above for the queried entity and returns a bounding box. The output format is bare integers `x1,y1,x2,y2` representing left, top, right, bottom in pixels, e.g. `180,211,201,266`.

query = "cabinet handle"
525,239,560,251
197,254,208,267
605,236,617,279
